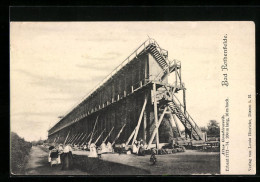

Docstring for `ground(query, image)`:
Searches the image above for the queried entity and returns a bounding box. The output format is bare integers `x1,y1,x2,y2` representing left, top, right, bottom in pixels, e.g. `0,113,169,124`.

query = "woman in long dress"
88,143,98,158
100,142,108,153
61,144,74,170
57,144,63,164
49,146,59,167
106,141,113,153
132,140,139,154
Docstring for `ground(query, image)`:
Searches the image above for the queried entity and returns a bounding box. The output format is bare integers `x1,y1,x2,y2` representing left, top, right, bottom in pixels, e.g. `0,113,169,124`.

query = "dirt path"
24,146,219,175
25,146,88,175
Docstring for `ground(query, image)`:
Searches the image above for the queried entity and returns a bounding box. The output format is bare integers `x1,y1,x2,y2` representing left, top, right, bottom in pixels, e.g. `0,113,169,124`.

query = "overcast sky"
10,22,253,141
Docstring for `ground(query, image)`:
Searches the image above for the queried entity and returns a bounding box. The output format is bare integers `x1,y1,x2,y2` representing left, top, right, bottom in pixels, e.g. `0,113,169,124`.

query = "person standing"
57,144,63,165
100,142,108,153
138,139,146,156
132,140,139,154
48,146,59,167
61,144,74,170
88,143,98,158
106,141,113,153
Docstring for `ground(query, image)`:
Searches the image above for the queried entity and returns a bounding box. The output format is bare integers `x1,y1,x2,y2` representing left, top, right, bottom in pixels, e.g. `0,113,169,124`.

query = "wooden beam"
102,127,114,143
76,132,88,145
88,130,98,145
131,93,148,145
183,88,186,115
88,116,99,146
67,134,76,144
112,123,126,146
69,133,79,144
143,107,147,143
169,112,181,137
72,133,84,145
80,132,91,146
147,107,167,149
153,83,159,149
94,128,106,144
69,133,80,144
66,134,73,143
53,137,57,143
55,136,60,144
126,127,136,146
63,131,70,145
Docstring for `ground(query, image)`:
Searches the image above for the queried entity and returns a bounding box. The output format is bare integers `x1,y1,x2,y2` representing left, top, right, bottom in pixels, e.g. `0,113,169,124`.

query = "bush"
10,132,32,175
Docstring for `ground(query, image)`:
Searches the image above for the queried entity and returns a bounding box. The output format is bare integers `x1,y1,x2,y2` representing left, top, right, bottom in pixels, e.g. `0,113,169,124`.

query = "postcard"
10,21,255,175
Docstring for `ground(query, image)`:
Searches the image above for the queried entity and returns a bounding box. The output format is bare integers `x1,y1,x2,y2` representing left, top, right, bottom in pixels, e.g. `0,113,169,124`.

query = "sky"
10,22,253,141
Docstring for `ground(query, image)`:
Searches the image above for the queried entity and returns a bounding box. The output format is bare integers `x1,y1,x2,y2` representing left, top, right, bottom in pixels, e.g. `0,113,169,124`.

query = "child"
150,148,157,165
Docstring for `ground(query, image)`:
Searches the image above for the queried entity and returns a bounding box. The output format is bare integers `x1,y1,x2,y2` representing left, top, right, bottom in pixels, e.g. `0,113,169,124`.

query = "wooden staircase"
148,43,168,70
167,98,203,140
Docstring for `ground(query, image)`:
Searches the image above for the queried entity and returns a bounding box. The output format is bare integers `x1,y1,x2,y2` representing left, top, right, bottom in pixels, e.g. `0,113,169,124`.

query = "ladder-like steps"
167,100,203,140
149,45,168,70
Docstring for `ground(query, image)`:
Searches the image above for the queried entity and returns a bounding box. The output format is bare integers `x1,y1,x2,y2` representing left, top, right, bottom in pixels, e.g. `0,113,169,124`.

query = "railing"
170,93,202,138
49,40,176,135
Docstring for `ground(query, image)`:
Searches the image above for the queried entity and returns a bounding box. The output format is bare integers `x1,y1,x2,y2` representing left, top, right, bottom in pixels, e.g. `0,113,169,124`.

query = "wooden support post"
77,133,87,145
190,127,192,139
147,107,167,149
143,107,147,143
67,134,75,143
53,137,57,143
131,93,148,145
112,123,126,146
102,127,114,143
89,130,98,145
153,83,159,149
126,127,136,146
88,130,98,145
183,88,186,115
72,133,83,144
63,131,70,145
172,60,178,94
94,128,106,144
76,132,87,145
72,133,84,145
169,113,182,137
88,116,99,145
80,132,91,146
144,57,148,84
69,133,79,144
131,86,134,93
68,134,77,144
54,136,59,144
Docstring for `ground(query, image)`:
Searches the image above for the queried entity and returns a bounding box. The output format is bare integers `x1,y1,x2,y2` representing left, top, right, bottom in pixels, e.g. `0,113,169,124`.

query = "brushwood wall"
48,51,169,144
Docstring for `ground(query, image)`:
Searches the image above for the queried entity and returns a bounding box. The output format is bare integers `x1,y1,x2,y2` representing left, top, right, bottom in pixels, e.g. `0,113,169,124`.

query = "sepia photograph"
10,22,255,175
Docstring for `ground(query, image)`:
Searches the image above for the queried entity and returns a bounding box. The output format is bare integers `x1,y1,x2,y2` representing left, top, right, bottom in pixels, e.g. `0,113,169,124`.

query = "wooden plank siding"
48,51,167,145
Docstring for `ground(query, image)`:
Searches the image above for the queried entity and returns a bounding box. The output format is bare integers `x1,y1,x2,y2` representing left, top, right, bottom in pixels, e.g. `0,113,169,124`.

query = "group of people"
48,144,74,170
48,139,159,168
132,139,146,156
88,141,114,158
70,141,113,154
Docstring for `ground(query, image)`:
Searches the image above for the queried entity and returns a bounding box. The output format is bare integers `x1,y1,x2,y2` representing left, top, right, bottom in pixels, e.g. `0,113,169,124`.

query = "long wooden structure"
48,38,203,148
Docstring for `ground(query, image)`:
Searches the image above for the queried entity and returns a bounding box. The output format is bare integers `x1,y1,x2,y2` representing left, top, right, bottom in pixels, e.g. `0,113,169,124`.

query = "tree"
207,120,220,136
200,126,207,133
